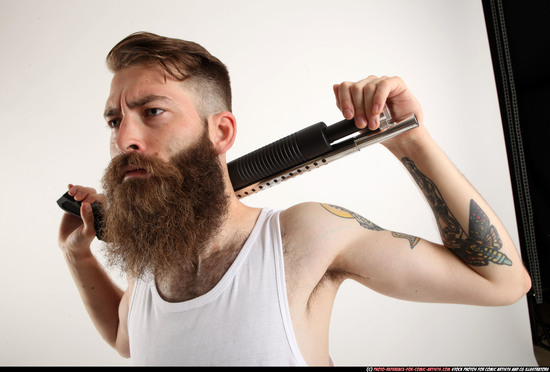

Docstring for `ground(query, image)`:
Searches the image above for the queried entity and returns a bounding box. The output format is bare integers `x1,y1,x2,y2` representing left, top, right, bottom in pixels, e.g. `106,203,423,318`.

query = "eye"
145,108,165,117
107,118,120,128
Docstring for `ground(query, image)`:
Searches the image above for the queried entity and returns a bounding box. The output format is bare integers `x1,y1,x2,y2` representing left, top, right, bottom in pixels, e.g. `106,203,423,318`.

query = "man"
58,32,531,366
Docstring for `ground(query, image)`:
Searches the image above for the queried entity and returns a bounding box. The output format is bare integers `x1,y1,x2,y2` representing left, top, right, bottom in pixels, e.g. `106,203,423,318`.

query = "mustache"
105,151,184,185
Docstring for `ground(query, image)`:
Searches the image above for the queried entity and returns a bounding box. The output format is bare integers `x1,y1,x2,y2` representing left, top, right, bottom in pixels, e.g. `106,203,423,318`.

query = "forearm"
330,74,529,303
64,250,124,347
385,131,531,303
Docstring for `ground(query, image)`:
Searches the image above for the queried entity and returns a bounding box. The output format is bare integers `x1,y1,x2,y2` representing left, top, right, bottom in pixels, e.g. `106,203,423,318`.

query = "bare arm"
324,76,532,305
58,185,130,357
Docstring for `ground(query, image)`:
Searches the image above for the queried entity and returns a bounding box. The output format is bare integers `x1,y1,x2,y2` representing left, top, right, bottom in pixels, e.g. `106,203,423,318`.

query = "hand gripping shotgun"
57,107,419,240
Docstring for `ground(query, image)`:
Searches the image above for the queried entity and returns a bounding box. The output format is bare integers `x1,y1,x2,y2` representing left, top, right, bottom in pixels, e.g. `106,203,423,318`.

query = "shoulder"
280,201,348,226
279,201,341,260
279,202,330,241
279,202,348,304
280,201,389,275
279,201,382,267
119,277,136,317
280,201,383,237
280,201,322,226
115,277,135,358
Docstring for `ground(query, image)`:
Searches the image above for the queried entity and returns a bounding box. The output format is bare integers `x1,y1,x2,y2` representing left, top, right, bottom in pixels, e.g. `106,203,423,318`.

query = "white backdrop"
0,0,536,366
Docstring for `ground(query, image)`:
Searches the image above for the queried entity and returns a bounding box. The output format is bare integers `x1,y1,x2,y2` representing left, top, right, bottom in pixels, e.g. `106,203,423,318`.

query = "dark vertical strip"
482,0,541,303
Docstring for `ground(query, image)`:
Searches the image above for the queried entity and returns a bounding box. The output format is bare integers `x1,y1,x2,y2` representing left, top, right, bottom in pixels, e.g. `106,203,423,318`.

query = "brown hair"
106,32,232,118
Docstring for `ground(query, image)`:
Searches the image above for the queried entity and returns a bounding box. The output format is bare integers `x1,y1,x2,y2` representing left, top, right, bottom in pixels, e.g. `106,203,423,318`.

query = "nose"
114,115,146,154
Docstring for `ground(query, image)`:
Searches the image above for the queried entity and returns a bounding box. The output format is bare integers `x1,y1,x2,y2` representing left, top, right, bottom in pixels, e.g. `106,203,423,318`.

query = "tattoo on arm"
320,204,421,249
391,232,421,249
321,204,383,231
401,157,512,266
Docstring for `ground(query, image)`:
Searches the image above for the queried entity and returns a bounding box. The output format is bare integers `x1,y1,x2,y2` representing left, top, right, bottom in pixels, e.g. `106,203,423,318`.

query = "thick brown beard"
100,131,230,281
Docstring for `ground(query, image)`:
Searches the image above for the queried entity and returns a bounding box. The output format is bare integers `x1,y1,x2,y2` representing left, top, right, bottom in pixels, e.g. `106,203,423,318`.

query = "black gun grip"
57,192,105,241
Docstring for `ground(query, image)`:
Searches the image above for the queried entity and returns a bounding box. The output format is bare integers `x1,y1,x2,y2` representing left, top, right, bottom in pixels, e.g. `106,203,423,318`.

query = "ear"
208,111,237,154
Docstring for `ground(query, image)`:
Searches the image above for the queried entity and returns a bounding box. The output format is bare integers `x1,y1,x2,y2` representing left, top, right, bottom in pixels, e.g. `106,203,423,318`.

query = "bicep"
322,204,498,305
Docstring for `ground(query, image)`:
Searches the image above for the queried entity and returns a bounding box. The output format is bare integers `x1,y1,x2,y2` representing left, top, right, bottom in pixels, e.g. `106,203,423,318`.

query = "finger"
333,84,341,111
372,77,393,112
353,76,379,129
336,82,355,120
80,202,97,238
367,76,403,130
349,84,368,129
68,185,98,203
362,76,392,130
68,184,87,200
374,76,407,109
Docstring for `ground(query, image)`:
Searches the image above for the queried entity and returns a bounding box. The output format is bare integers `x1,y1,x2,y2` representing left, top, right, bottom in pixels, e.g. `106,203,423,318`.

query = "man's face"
104,64,205,166
100,64,232,278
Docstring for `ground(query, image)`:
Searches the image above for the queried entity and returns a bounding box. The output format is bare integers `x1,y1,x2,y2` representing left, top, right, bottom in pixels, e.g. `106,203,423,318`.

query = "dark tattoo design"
391,232,421,249
320,203,421,249
401,157,512,266
321,204,384,231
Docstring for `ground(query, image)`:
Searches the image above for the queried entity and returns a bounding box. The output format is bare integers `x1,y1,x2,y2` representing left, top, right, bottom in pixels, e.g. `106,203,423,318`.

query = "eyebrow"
103,94,172,118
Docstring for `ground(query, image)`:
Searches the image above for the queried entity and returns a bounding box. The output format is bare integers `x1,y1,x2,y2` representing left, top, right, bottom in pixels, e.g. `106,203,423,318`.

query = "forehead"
105,64,193,108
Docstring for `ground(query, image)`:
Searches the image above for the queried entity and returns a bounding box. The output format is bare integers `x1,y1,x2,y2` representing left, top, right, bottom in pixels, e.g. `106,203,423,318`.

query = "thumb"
80,202,97,239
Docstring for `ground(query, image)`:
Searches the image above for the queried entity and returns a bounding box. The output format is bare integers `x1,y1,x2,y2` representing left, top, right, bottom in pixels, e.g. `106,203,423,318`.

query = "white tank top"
127,208,308,366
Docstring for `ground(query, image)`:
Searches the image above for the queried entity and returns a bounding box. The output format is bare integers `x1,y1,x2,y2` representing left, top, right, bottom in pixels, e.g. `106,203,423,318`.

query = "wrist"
382,125,435,161
63,246,94,267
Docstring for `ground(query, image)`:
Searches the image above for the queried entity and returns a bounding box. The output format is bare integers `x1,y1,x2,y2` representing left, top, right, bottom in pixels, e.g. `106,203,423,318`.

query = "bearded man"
58,32,531,366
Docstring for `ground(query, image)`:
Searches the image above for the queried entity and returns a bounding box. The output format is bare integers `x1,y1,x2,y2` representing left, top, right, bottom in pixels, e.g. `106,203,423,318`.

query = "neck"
156,192,262,302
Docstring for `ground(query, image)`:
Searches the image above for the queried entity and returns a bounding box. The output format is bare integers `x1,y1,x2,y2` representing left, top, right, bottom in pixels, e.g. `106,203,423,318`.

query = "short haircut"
106,32,232,119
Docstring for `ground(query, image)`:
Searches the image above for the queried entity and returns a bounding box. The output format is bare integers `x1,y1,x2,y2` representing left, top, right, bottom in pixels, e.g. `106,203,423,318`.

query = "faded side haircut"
106,31,232,119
